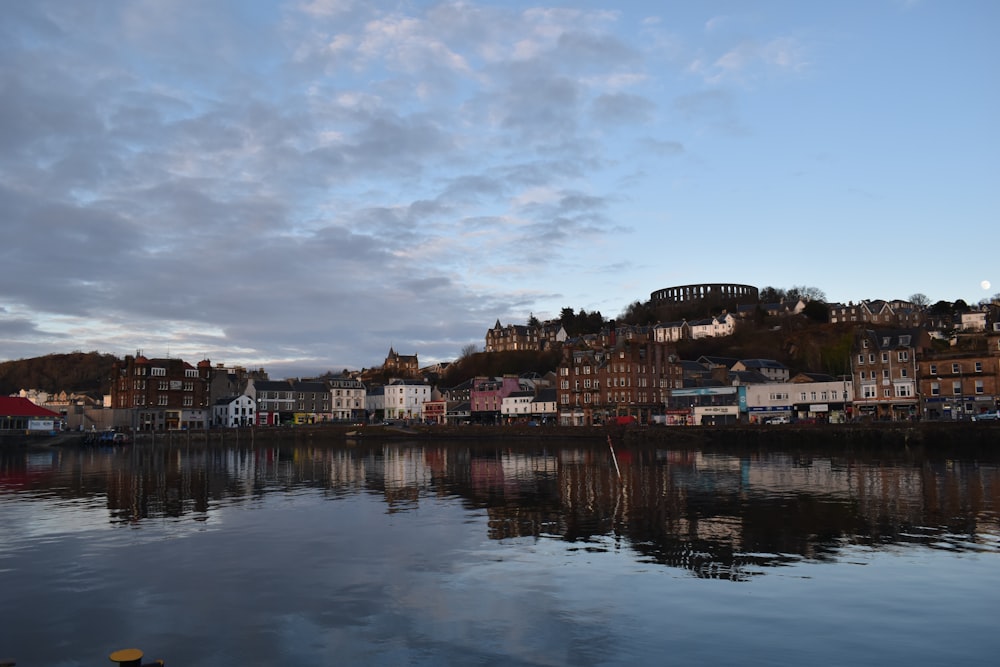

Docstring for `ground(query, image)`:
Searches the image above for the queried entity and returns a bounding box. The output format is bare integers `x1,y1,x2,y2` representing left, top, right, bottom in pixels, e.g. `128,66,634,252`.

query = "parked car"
764,415,790,424
971,410,1000,421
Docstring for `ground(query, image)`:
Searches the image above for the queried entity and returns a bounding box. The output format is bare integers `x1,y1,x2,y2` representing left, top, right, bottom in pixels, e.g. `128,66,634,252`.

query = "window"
863,385,877,398
975,362,983,373
158,395,168,406
975,380,984,395
869,354,876,363
900,368,908,378
952,363,960,374
952,381,961,396
151,367,166,377
895,384,913,397
881,353,888,363
183,396,193,407
883,388,891,398
897,351,908,362
931,382,940,396
883,369,890,380
858,354,865,364
929,364,937,375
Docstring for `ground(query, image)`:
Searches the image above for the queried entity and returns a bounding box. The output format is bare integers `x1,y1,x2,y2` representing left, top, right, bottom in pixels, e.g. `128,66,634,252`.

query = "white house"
654,320,689,342
531,388,558,422
501,391,535,421
384,379,431,420
733,358,789,383
213,395,256,428
960,311,987,331
744,379,854,423
689,313,737,340
328,376,367,421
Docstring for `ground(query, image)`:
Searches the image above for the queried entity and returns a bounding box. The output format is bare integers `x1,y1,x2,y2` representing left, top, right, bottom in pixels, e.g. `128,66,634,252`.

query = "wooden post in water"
607,435,622,480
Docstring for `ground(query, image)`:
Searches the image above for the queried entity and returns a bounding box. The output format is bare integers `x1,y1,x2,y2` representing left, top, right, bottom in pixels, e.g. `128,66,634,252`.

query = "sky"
1,0,997,379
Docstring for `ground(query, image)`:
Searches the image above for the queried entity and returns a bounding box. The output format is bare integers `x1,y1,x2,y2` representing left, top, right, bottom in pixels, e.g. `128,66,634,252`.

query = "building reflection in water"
2,440,997,580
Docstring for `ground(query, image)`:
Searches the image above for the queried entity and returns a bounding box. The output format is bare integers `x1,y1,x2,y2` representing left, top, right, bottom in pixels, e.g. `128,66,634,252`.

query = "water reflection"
3,439,997,581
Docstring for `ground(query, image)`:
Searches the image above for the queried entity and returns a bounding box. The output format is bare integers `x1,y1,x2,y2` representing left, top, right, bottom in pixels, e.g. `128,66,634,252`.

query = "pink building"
470,375,523,424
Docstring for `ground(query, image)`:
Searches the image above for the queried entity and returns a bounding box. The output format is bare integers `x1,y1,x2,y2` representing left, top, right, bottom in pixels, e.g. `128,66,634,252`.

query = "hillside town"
5,283,1000,434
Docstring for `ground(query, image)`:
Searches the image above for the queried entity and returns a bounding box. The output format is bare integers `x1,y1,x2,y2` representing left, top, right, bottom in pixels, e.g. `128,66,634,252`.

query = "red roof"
0,396,62,418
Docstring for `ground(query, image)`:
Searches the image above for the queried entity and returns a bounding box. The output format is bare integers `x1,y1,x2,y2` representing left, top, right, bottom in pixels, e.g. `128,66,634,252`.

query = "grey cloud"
591,93,656,125
0,313,50,341
640,137,685,156
672,89,748,135
554,30,639,69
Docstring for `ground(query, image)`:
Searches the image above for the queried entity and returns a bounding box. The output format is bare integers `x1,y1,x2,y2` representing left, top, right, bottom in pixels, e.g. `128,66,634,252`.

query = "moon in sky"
983,280,992,290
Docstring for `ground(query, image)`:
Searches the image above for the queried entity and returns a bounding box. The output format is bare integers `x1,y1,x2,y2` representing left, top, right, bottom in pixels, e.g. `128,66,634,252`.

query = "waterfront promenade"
7,419,997,452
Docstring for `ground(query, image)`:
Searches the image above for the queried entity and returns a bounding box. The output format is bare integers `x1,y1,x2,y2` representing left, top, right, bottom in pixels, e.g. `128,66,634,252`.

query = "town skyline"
2,2,996,379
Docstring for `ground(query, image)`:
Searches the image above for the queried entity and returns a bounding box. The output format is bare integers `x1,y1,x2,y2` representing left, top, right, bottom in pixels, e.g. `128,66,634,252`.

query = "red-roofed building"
0,396,62,432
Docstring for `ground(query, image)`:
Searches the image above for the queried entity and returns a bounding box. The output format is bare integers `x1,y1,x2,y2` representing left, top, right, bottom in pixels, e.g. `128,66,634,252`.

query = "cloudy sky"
1,1,997,378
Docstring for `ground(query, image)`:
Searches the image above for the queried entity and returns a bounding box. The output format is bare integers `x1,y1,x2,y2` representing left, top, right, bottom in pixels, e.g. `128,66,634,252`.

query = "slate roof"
738,358,788,370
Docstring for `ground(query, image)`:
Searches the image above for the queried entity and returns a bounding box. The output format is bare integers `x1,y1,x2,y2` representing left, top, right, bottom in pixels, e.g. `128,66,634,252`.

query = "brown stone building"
485,320,539,352
557,340,681,426
384,347,419,377
110,354,212,430
850,329,929,421
917,334,1000,420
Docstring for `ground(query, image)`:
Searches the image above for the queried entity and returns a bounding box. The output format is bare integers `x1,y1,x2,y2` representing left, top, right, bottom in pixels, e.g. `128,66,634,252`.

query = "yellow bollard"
109,648,163,666
109,648,143,666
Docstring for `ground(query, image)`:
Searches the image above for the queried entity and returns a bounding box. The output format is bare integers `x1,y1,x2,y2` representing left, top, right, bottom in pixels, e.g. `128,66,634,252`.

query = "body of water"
1,437,998,666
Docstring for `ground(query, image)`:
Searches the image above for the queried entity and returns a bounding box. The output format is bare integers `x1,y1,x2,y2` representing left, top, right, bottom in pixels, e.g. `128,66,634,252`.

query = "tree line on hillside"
5,287,995,396
0,351,117,397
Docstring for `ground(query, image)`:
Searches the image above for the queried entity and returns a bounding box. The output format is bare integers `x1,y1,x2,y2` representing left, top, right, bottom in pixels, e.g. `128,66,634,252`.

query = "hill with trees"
0,351,117,397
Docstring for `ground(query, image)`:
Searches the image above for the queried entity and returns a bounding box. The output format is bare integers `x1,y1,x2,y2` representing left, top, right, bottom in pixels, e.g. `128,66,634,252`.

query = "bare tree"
909,293,930,307
787,285,827,302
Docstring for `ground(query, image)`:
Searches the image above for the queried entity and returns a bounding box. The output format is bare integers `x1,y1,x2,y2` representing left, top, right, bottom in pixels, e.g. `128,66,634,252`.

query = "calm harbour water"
1,436,998,666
